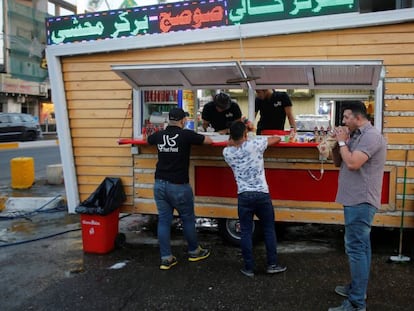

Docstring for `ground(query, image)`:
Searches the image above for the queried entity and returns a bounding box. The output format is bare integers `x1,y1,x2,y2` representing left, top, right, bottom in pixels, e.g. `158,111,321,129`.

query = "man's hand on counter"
218,129,230,135
267,135,281,146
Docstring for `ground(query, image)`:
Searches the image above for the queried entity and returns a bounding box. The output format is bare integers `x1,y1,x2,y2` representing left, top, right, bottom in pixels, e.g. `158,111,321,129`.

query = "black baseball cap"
169,108,187,121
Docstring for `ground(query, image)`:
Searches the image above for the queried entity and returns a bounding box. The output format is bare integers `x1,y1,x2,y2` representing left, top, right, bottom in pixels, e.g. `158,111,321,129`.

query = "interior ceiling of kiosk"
112,61,382,90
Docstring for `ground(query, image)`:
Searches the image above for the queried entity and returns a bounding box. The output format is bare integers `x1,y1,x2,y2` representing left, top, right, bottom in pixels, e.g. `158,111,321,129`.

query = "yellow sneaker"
160,256,178,270
188,246,210,262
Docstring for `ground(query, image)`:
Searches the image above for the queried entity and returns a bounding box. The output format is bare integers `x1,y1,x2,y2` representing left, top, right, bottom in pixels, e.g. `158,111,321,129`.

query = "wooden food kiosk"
45,1,414,239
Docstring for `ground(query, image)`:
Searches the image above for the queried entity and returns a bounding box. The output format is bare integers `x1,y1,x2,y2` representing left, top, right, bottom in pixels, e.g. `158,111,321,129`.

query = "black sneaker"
160,256,178,270
240,268,254,278
188,246,210,262
328,300,366,311
335,285,367,299
266,264,287,274
335,285,349,297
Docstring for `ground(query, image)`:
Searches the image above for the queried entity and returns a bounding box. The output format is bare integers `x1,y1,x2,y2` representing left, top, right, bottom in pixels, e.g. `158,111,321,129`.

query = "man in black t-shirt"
147,108,212,270
255,89,296,135
201,92,242,134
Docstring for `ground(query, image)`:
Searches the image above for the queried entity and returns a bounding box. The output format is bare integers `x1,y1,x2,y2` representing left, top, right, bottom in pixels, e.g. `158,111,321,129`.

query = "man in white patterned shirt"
223,121,286,277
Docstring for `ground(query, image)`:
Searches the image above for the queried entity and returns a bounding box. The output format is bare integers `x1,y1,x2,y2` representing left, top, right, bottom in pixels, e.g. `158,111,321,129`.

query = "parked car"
0,113,43,142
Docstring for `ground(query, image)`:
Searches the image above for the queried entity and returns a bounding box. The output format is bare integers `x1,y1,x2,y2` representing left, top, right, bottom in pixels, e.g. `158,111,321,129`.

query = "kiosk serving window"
112,60,385,136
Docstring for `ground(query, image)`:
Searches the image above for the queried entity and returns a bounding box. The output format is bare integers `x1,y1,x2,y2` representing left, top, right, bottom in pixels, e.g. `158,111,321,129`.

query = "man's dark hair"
214,92,232,110
229,121,246,141
342,101,368,119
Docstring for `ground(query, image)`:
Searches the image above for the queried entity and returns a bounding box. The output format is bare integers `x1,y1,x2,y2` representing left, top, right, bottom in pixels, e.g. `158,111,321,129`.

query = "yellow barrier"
10,157,35,189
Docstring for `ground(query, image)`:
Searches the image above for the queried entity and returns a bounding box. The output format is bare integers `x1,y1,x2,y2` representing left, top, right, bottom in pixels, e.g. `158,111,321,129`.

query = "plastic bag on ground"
75,177,126,215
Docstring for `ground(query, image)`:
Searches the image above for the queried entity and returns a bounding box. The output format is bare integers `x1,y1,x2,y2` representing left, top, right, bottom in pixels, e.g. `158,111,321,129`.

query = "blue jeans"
238,191,278,271
344,203,376,308
154,179,198,260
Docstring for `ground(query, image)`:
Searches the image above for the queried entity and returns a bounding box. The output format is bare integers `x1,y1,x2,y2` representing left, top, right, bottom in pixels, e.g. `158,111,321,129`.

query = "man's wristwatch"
338,141,346,147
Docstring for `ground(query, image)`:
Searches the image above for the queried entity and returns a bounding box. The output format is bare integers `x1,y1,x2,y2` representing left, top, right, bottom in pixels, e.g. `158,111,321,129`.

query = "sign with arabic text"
46,0,227,45
45,0,358,45
228,0,358,24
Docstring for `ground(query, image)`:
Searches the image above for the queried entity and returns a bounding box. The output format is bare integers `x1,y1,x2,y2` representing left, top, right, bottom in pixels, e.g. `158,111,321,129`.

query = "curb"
0,196,6,212
0,140,59,150
0,142,19,150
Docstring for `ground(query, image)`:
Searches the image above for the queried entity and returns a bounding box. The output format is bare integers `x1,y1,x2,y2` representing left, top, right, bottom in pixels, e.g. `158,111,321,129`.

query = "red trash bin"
80,208,120,254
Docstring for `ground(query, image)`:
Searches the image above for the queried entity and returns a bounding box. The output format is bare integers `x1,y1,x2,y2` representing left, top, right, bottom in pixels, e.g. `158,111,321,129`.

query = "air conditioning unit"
39,84,48,96
17,95,25,103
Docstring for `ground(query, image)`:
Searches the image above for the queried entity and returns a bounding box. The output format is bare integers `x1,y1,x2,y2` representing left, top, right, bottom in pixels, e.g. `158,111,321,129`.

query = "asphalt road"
1,211,413,311
1,140,413,310
0,143,61,183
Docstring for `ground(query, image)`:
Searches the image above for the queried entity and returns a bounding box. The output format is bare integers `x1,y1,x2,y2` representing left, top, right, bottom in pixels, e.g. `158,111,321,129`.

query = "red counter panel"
194,166,390,204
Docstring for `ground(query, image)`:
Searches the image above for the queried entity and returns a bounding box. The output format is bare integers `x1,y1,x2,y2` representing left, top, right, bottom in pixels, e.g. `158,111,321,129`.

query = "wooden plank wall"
62,62,134,206
61,21,414,214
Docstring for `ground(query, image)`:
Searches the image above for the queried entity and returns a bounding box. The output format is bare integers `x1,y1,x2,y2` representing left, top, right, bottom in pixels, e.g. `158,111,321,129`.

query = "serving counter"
119,134,393,227
117,136,319,148
122,134,395,229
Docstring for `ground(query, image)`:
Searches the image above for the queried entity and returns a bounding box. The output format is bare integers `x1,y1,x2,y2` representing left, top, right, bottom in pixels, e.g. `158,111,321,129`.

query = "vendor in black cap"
201,92,242,134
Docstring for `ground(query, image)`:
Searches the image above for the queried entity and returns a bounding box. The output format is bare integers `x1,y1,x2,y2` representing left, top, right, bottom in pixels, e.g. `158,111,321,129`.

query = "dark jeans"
238,191,278,271
154,179,198,260
344,203,376,309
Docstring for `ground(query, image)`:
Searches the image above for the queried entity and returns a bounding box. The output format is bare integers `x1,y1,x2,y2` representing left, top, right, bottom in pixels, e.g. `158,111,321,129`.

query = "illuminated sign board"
45,0,358,45
228,0,358,24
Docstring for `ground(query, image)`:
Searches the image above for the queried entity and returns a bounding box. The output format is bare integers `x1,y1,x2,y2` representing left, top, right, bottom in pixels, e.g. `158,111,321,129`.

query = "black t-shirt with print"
201,101,242,131
147,126,205,184
255,91,292,132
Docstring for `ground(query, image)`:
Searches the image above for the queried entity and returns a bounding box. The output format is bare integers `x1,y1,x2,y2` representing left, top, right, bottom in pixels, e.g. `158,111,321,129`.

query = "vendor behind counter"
201,93,242,135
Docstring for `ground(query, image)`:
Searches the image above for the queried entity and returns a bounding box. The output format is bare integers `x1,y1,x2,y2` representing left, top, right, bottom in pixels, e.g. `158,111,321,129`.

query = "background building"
0,0,169,132
0,0,69,132
3,0,412,134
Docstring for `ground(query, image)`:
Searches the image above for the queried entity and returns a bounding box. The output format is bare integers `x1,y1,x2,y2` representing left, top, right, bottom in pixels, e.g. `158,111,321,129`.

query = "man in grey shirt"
329,101,386,311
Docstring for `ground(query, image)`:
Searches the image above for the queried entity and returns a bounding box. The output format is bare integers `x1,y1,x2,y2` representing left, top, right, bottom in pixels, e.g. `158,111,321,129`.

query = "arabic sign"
46,0,227,45
45,0,358,45
0,74,45,96
228,0,358,24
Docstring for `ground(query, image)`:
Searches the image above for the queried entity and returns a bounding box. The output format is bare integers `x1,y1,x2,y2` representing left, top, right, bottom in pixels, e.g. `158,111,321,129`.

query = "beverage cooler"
142,90,196,135
295,114,331,132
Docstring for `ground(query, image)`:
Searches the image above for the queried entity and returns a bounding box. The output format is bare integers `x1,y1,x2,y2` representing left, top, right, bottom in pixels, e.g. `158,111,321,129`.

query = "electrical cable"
0,228,81,248
0,195,66,221
119,101,132,139
307,159,325,181
0,212,130,248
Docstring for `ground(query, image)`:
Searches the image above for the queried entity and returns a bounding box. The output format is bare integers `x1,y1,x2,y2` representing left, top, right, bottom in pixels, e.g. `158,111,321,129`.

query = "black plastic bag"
75,177,126,215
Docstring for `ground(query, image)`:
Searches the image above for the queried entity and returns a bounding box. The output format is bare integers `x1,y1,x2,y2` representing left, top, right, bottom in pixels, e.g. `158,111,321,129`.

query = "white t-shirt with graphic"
223,136,269,194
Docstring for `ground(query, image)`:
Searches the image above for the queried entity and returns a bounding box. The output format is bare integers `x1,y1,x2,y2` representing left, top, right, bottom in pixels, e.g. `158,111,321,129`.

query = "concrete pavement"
1,138,414,310
0,135,63,212
1,196,414,310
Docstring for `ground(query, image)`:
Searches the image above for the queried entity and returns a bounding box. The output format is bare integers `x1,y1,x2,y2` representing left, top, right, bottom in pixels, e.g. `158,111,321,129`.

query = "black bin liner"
75,177,126,215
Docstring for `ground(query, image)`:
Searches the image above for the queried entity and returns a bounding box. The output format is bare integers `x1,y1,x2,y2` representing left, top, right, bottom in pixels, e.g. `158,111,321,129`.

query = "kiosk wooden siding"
61,21,414,226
